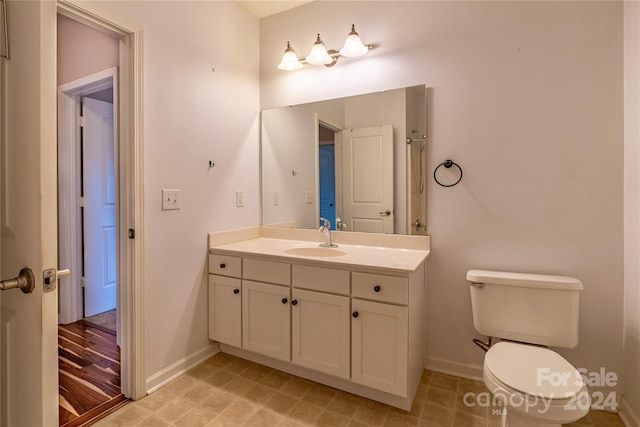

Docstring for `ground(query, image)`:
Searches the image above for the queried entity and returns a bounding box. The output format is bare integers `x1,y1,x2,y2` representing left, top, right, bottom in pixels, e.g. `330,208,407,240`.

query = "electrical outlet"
162,189,181,210
236,191,245,207
305,190,313,204
273,191,279,206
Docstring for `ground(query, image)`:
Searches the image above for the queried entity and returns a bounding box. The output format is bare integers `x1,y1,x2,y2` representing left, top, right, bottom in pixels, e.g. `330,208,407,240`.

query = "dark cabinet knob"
233,289,240,294
352,311,359,318
220,263,226,269
291,300,298,306
282,298,288,304
373,285,381,292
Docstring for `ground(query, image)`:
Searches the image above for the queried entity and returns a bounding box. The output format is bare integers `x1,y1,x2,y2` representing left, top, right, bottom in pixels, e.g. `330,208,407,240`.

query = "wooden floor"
58,320,128,427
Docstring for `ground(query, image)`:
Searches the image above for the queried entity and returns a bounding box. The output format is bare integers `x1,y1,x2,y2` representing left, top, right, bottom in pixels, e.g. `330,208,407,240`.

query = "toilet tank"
467,270,583,348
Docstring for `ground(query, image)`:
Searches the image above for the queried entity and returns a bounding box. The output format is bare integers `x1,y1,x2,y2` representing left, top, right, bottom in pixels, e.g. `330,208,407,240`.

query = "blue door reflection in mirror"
319,125,336,229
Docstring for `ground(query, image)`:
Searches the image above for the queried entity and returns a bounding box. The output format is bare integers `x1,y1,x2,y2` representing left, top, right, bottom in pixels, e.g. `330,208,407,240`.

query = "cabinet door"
351,299,408,396
242,280,291,361
209,275,242,347
291,289,350,379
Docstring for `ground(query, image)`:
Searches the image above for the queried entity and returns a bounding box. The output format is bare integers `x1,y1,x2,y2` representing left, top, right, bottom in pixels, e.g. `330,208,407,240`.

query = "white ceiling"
237,0,314,19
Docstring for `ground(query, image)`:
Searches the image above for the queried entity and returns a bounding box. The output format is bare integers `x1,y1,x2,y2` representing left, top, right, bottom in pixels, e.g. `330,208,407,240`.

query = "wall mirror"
261,85,427,235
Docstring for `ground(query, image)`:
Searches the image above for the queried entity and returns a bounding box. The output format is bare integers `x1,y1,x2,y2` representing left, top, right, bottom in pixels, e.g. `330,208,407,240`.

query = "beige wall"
57,14,119,86
80,0,632,407
624,0,640,423
97,0,261,380
261,0,624,397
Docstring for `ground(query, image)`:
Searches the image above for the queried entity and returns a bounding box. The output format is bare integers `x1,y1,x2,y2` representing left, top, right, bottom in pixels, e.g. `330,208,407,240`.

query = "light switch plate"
236,191,245,207
273,191,279,206
305,190,313,204
162,189,181,210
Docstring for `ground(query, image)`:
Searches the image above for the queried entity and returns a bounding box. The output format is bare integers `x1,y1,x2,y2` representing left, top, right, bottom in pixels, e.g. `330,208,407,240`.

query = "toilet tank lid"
466,270,583,291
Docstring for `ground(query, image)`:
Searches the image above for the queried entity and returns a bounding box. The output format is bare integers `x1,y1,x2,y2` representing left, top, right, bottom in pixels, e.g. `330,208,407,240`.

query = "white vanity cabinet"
351,298,409,396
242,280,291,361
208,254,242,347
241,259,291,361
207,237,427,411
291,265,351,379
351,272,410,396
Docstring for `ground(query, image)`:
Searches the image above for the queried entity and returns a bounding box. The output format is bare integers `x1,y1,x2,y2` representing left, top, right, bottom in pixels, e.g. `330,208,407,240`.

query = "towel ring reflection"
434,159,463,187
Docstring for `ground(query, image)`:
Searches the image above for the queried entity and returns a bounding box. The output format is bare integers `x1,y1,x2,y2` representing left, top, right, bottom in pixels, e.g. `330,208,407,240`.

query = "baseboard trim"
145,342,220,394
620,396,640,427
425,356,483,382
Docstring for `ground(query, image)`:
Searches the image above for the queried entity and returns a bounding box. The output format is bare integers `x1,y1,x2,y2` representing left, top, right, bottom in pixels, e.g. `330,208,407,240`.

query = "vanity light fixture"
339,24,370,57
277,24,373,71
277,42,303,71
305,34,333,65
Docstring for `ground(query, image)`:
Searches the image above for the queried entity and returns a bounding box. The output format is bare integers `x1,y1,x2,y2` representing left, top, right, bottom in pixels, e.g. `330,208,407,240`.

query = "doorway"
58,69,118,327
56,0,146,415
0,2,143,424
318,123,336,229
58,67,123,425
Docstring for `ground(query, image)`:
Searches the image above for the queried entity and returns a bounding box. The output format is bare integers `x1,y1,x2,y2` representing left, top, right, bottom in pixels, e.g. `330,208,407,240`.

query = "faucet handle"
336,217,349,230
319,217,330,228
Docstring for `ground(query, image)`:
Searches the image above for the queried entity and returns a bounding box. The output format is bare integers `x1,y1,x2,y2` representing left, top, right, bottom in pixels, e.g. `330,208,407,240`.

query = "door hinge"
78,116,85,127
128,229,135,239
80,277,85,288
79,197,85,207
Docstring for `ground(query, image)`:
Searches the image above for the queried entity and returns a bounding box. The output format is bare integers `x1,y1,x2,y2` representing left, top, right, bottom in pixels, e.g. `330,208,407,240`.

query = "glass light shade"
305,34,333,65
277,42,303,71
339,25,369,58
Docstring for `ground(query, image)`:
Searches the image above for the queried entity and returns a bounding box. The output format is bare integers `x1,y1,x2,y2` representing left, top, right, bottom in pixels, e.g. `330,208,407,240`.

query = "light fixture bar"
277,25,373,71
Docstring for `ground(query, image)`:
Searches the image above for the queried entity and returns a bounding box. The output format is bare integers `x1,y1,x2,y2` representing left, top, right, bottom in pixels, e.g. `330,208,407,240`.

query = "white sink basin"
285,246,347,258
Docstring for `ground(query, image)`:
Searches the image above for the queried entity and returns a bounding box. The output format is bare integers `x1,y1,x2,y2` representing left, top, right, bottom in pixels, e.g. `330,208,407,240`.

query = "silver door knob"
379,209,391,216
0,267,35,294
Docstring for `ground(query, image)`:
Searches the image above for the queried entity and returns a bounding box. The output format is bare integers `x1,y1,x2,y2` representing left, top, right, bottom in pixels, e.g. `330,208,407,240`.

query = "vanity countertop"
210,236,429,273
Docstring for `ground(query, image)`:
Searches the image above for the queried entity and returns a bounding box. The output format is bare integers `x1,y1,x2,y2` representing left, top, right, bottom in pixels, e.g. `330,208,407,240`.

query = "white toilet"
467,270,591,427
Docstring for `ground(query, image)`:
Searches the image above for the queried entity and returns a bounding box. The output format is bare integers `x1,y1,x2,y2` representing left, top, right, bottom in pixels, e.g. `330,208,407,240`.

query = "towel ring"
434,159,463,187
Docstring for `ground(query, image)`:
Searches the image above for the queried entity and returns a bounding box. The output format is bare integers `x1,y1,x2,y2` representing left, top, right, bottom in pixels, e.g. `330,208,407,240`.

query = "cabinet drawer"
352,272,408,305
292,265,350,295
243,258,291,285
209,254,242,277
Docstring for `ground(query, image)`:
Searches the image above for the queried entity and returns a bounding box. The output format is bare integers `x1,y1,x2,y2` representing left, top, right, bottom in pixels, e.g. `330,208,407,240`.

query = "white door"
341,125,394,233
208,275,242,347
1,0,59,425
291,289,350,379
242,280,290,361
351,299,408,397
82,97,117,317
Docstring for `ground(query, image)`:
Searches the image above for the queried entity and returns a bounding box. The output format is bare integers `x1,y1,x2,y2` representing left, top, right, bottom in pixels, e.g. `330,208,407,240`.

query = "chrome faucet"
318,217,338,248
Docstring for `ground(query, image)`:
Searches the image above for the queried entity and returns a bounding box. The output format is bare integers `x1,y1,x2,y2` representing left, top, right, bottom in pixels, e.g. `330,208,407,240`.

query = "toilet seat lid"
485,342,585,399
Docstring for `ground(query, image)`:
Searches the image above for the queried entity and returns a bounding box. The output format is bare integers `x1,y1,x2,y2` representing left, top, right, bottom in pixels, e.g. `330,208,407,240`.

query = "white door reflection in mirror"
342,126,394,233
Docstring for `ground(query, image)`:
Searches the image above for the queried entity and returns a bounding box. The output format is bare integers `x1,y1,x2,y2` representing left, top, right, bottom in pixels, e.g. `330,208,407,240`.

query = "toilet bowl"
466,270,591,427
483,342,590,427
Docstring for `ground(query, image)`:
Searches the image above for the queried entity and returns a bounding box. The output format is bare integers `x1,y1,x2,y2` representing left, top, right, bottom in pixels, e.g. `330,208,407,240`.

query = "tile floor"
96,353,625,427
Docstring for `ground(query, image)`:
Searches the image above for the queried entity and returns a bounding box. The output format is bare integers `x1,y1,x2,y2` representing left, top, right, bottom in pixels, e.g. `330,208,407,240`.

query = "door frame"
57,0,146,400
58,67,117,326
315,117,342,229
